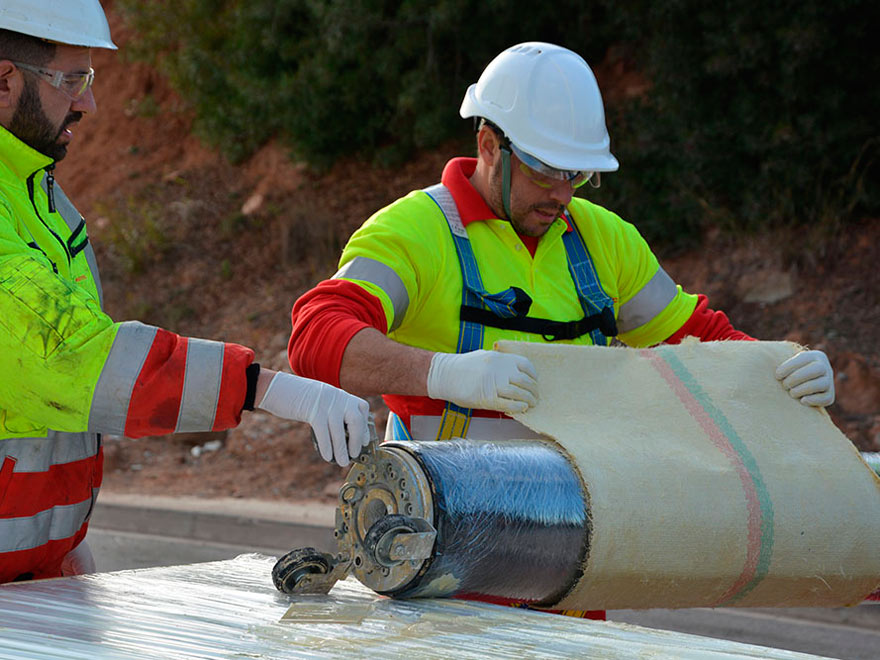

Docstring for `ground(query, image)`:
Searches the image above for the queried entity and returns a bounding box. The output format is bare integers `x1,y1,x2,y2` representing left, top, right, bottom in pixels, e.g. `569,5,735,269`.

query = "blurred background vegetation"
117,0,878,248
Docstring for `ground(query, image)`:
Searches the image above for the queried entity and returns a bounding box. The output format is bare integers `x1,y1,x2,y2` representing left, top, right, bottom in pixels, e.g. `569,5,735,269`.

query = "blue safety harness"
414,183,617,440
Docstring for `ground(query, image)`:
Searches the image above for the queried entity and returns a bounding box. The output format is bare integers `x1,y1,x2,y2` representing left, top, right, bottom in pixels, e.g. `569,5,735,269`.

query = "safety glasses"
510,142,594,189
13,62,95,101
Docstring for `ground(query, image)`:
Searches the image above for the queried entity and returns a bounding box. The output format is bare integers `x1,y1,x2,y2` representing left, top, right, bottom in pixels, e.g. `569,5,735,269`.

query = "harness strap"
561,211,616,346
385,412,414,442
424,185,484,439
460,304,616,342
422,184,617,439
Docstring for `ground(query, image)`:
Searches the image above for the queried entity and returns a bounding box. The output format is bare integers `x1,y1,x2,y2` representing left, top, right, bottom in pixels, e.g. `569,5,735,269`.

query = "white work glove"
427,349,538,414
61,540,96,577
775,349,835,407
257,373,370,467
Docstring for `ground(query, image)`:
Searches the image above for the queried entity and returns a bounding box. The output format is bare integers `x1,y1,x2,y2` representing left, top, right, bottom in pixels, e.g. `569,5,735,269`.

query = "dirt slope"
53,6,879,503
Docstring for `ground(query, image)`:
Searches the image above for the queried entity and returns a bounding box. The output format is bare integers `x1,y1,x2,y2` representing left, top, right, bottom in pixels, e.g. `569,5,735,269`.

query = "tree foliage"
589,0,880,243
118,0,878,244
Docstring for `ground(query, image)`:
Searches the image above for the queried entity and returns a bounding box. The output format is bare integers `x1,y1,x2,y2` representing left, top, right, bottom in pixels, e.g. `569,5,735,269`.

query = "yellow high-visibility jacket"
0,126,253,582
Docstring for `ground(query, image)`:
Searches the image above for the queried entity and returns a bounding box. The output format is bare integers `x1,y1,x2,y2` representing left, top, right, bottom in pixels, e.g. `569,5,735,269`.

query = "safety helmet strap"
500,144,513,221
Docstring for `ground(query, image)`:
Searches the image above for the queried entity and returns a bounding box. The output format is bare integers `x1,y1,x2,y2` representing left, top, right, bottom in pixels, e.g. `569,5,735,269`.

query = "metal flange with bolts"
272,416,438,596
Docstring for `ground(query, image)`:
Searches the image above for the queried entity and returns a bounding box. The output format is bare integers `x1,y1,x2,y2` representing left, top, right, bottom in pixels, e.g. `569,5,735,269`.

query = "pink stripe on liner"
640,349,763,606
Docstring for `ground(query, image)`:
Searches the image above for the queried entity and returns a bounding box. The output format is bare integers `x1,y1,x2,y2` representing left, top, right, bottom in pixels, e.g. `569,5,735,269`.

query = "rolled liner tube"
386,439,588,605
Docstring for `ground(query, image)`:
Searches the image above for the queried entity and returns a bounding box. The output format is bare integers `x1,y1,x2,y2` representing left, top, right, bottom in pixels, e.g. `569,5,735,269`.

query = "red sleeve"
664,294,755,344
124,329,255,437
289,279,388,387
124,329,186,437
213,342,257,430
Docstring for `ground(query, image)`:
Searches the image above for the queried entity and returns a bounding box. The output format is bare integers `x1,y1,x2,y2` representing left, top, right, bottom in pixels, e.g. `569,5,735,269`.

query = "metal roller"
273,434,589,607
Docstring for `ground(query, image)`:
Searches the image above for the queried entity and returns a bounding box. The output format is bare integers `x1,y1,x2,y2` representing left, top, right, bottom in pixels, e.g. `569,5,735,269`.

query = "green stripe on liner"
659,347,775,604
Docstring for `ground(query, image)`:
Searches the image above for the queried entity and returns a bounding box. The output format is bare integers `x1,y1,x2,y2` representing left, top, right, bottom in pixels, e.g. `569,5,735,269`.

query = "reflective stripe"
0,432,98,472
409,415,543,442
617,267,678,334
89,321,158,434
175,338,223,433
427,185,467,238
333,257,410,332
41,175,104,307
0,494,95,553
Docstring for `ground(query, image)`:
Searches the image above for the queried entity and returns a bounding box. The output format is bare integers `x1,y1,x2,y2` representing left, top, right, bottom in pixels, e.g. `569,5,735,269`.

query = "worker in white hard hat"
288,42,835,614
0,1,372,585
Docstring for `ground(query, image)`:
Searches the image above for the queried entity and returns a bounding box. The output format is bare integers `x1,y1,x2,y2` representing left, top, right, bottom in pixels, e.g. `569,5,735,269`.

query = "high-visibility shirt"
290,158,748,433
0,126,256,583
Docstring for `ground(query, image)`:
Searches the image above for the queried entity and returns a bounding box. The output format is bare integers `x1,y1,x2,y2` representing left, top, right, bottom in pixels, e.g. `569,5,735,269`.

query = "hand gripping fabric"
426,350,539,415
775,349,835,407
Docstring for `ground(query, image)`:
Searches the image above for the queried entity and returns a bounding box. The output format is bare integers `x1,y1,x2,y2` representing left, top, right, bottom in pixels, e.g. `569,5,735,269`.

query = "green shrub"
117,0,878,245
118,0,315,163
589,0,879,244
116,0,615,165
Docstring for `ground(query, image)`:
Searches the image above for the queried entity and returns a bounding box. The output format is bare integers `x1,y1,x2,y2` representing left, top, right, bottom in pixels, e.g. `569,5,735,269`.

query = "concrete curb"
90,492,337,552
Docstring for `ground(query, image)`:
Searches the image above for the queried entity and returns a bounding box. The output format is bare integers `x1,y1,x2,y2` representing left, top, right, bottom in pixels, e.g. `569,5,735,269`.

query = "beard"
10,78,78,162
488,161,564,237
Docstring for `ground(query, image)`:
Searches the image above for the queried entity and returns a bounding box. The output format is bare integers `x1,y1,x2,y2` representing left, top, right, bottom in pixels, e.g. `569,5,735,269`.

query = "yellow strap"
435,407,471,440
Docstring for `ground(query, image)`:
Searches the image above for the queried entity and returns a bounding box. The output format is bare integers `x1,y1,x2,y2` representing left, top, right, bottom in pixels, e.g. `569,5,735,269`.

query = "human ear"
476,125,500,167
0,60,22,111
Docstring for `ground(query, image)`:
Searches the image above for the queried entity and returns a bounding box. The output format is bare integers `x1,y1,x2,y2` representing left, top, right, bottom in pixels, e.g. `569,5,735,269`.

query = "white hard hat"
460,42,618,172
0,0,117,50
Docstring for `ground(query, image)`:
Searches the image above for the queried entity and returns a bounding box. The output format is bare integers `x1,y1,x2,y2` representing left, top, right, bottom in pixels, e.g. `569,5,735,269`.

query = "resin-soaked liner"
390,439,588,604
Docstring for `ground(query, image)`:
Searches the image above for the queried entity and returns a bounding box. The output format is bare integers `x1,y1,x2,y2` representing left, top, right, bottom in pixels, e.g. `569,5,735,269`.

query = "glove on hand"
775,349,835,407
427,350,539,414
61,540,96,577
258,373,370,467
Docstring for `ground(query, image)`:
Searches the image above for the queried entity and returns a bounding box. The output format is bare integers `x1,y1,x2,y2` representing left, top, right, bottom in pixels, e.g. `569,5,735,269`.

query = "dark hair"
0,28,56,66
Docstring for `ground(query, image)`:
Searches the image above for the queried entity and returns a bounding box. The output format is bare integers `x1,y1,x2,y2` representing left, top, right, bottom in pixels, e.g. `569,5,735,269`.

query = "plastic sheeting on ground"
0,553,834,659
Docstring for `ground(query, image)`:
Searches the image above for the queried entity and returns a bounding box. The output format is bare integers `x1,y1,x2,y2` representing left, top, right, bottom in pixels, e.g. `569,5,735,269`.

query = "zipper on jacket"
45,164,56,214
26,169,70,266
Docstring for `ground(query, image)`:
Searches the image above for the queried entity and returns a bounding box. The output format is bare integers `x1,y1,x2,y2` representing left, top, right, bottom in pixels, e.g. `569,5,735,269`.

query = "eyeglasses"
510,142,594,189
13,62,95,101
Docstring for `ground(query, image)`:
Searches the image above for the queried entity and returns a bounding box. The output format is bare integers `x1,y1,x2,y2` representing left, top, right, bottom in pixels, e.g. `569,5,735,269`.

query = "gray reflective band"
41,176,104,307
0,432,99,472
334,257,410,332
423,184,466,237
89,321,158,435
616,267,679,334
175,338,223,433
0,494,95,553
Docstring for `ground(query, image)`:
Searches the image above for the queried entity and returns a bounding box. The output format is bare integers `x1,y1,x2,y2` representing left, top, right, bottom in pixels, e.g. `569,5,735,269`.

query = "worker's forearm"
339,328,433,398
